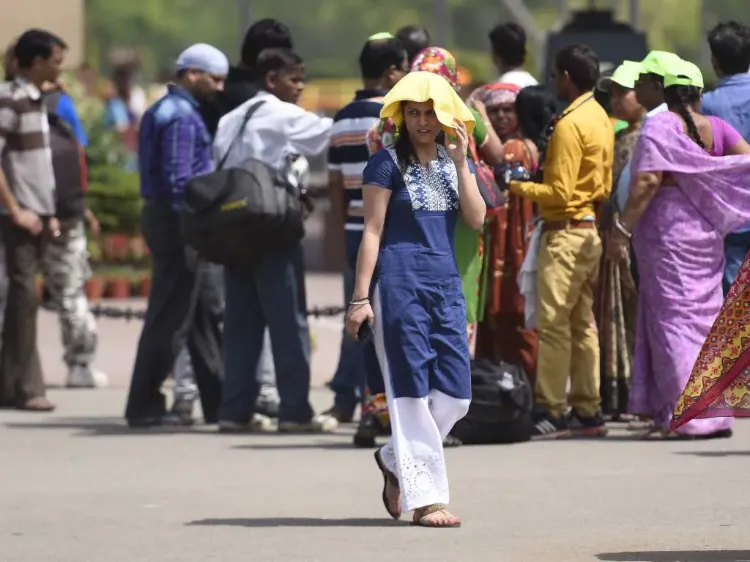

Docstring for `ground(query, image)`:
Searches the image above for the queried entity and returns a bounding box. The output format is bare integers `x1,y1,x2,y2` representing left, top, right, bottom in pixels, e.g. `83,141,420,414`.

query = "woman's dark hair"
252,48,303,81
394,102,444,172
515,85,557,156
708,21,750,76
14,29,66,70
664,85,705,149
241,18,293,68
395,25,431,65
488,22,527,67
555,44,600,91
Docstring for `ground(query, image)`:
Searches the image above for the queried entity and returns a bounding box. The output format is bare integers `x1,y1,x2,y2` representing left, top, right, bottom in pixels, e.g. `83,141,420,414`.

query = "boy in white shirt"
214,48,336,433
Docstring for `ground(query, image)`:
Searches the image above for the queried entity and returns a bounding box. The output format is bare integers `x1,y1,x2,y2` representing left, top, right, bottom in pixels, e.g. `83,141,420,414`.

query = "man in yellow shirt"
509,44,614,439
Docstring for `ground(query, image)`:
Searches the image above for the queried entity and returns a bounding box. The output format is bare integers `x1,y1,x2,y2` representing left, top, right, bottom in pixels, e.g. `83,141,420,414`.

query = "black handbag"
450,358,534,445
181,100,311,270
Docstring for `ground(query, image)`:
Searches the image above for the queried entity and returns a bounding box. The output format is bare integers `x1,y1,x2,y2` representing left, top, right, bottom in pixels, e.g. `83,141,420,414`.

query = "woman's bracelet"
349,297,370,306
614,217,632,239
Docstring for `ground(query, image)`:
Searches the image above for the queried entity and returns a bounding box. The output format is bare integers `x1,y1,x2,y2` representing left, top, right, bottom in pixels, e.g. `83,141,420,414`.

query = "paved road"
3,273,749,562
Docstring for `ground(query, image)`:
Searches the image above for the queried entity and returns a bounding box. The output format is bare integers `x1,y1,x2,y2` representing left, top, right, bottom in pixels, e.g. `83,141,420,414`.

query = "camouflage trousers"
42,219,98,368
0,219,97,367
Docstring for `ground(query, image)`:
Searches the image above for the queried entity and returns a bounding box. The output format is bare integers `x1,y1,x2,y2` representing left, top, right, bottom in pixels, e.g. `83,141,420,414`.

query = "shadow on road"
597,550,750,561
3,417,211,437
187,517,408,528
674,451,750,458
232,441,355,451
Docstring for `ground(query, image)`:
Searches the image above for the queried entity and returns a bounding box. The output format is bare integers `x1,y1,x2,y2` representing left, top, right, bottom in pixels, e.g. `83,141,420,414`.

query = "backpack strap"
42,89,62,115
216,99,267,171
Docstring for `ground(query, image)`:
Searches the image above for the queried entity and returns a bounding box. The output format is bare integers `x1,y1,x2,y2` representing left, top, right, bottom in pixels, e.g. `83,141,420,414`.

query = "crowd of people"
1,16,750,528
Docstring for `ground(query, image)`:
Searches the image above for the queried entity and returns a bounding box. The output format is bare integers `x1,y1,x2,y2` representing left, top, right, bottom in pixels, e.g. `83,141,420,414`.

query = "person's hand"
11,208,43,235
469,97,489,119
606,229,629,263
446,118,469,164
48,217,61,239
345,301,374,341
85,208,101,238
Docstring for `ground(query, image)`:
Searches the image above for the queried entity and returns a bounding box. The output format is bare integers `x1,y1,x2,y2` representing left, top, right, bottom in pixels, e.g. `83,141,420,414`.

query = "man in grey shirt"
0,29,67,411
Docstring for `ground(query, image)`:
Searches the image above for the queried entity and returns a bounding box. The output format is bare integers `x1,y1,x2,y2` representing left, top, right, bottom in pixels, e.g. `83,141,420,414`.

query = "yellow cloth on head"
380,71,475,136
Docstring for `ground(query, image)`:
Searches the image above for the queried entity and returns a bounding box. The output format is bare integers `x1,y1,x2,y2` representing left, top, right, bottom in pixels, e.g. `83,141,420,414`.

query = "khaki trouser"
535,227,602,418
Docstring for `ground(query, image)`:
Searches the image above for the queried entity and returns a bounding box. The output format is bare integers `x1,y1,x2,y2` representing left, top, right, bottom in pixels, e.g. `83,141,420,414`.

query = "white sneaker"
218,414,273,433
278,413,339,434
66,366,109,389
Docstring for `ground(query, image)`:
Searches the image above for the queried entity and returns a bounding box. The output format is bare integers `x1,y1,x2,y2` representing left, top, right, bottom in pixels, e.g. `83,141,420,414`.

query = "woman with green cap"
608,59,750,439
594,61,646,421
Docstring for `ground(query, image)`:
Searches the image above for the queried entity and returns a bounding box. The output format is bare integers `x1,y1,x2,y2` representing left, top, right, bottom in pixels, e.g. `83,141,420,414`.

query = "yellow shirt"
510,93,614,221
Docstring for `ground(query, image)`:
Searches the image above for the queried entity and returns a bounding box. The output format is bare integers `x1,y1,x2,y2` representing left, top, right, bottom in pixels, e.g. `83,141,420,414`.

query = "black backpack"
181,100,312,270
450,359,534,445
43,90,85,220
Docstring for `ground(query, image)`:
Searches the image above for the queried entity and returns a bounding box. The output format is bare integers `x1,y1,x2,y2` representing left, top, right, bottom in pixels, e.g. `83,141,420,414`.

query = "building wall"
0,0,84,67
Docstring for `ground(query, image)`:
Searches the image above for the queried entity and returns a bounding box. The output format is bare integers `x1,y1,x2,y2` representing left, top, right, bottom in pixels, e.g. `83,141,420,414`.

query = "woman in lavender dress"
607,61,750,439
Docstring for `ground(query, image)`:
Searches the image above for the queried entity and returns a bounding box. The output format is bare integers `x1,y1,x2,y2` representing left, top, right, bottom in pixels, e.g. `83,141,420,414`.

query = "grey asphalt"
1,274,748,562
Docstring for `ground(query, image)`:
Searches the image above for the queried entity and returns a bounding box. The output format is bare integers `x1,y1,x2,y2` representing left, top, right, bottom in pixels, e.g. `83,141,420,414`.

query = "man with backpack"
40,80,108,389
125,44,229,427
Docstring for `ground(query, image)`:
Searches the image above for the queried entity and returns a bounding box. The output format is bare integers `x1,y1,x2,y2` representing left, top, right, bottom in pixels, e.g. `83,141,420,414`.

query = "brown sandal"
374,449,401,520
411,504,461,528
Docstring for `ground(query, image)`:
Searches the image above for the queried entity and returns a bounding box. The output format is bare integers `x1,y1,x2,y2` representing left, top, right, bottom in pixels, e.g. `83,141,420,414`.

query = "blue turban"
176,43,229,75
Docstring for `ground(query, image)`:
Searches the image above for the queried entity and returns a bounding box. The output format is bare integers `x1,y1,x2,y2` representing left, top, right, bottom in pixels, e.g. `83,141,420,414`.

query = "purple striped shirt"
138,86,213,211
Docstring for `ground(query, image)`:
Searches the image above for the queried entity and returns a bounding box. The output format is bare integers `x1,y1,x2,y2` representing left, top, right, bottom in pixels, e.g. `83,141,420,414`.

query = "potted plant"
85,275,105,301
105,274,131,299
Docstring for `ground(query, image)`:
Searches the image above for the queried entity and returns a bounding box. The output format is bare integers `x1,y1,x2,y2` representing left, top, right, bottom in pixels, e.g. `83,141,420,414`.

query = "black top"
200,66,259,137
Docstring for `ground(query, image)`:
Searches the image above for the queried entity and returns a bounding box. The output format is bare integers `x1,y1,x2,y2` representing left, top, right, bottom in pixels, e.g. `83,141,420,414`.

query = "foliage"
83,0,749,84
87,165,142,235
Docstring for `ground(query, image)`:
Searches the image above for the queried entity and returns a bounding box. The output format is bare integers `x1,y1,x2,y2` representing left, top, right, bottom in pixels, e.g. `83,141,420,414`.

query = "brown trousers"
0,217,48,407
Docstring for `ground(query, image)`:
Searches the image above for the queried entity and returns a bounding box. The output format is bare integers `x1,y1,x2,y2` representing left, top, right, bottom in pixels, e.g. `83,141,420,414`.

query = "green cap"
368,32,394,41
597,60,642,90
639,50,683,77
664,60,704,88
614,120,629,133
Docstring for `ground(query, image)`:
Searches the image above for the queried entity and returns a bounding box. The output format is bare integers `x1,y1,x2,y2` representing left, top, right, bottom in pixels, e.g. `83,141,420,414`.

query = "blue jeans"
328,261,366,412
724,231,750,296
220,243,313,424
338,231,385,398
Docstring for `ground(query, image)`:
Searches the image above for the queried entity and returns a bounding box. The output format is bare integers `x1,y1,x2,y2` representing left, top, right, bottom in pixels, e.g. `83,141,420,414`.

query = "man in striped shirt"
324,34,407,421
0,30,66,412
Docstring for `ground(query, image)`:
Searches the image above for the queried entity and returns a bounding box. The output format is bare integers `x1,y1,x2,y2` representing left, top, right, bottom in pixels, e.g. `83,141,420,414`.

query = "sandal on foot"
374,449,401,520
411,504,461,528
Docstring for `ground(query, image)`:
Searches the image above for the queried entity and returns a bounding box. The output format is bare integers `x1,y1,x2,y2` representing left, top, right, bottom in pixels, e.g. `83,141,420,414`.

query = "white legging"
372,285,470,512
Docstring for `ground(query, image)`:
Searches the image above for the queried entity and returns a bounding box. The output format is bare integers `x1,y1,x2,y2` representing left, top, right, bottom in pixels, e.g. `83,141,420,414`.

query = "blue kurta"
362,146,471,401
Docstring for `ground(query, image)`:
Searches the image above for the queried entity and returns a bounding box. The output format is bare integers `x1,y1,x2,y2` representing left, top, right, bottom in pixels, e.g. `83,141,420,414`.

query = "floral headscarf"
470,82,520,108
410,47,460,91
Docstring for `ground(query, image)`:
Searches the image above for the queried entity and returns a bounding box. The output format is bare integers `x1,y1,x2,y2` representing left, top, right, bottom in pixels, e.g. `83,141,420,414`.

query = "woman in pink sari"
607,60,750,439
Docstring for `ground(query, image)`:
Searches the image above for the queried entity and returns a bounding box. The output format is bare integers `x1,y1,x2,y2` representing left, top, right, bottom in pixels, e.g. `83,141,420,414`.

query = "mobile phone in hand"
357,319,374,343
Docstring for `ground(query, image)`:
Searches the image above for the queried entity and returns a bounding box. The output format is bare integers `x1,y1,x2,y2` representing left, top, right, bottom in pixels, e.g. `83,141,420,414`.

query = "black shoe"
322,405,355,424
531,411,571,440
126,416,164,428
353,412,390,448
163,400,195,427
569,410,608,437
255,400,280,419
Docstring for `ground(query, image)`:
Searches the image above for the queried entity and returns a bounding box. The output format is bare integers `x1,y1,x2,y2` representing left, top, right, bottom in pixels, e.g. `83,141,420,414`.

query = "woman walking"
607,61,750,439
595,62,646,420
346,71,485,527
